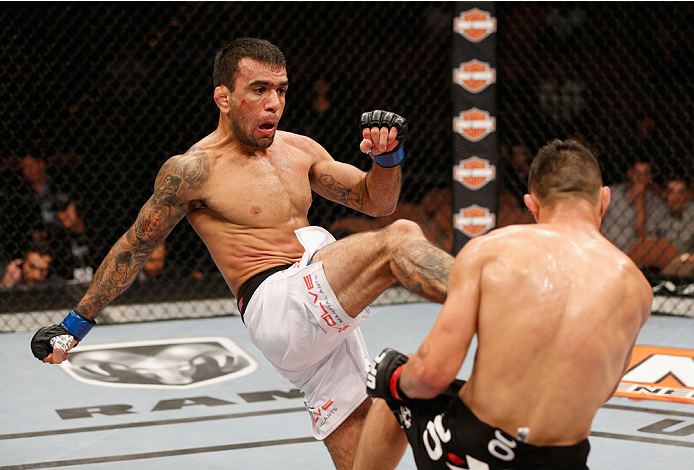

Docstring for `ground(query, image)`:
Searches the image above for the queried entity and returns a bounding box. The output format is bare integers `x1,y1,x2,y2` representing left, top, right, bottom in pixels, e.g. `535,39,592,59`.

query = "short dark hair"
666,176,689,188
25,239,52,258
528,139,603,205
213,38,286,91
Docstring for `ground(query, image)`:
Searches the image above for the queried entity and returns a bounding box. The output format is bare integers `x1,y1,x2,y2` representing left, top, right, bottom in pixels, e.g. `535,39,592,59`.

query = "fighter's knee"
385,219,425,240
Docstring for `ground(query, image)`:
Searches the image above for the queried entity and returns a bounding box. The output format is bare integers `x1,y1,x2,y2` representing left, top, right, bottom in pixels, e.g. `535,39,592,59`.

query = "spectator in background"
52,194,94,283
0,162,18,261
601,159,667,254
628,177,694,278
18,155,61,238
137,242,176,282
647,177,694,255
330,202,422,241
420,187,453,253
2,154,84,262
330,188,454,253
662,252,694,278
0,240,55,288
2,156,47,259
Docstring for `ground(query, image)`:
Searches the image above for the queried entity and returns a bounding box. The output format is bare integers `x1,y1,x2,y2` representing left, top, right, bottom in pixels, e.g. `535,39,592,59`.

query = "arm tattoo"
137,148,210,246
153,147,210,205
154,174,183,206
77,148,211,318
318,173,364,211
132,204,167,247
78,244,151,318
181,146,209,185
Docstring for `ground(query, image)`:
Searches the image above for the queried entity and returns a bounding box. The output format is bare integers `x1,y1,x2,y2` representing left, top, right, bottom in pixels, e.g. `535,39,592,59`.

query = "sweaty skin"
41,51,455,470
46,58,410,364
400,199,653,446
187,131,344,295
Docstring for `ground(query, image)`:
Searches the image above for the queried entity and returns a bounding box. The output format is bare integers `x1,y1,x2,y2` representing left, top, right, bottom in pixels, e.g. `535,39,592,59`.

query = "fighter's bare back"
456,222,652,445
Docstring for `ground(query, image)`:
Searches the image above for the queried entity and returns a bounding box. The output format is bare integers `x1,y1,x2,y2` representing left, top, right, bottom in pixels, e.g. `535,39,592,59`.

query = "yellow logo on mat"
616,345,694,404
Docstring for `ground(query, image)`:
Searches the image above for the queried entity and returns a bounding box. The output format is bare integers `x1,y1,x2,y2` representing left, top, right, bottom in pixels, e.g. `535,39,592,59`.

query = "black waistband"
237,263,293,324
451,397,591,468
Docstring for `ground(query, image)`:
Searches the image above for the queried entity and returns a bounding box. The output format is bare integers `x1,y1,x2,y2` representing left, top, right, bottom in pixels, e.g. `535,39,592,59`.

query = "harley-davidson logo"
453,108,496,142
454,205,496,237
454,8,497,43
453,59,496,94
453,156,496,190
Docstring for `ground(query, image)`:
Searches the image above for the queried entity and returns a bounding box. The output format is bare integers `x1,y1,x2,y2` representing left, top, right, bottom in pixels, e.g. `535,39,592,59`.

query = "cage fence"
1,2,692,332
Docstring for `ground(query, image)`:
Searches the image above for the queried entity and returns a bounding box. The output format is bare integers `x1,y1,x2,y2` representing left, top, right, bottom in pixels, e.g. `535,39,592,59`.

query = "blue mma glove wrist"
30,309,95,361
366,347,412,402
372,147,405,168
60,309,96,340
360,110,408,168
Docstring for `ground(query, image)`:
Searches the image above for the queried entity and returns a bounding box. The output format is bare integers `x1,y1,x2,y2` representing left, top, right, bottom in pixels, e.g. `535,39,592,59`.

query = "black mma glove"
31,309,96,361
366,347,412,402
360,110,408,168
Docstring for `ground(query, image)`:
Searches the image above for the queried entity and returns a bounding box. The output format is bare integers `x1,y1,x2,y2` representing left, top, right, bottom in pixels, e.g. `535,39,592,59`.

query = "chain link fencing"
494,2,694,315
0,2,451,331
1,2,692,332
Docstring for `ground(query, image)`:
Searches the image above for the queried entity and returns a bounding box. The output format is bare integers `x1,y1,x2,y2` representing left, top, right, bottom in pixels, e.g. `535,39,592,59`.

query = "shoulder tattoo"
153,146,211,206
130,147,211,246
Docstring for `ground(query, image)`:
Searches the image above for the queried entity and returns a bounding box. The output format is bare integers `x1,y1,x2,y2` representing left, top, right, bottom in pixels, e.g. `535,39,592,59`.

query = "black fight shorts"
384,380,590,470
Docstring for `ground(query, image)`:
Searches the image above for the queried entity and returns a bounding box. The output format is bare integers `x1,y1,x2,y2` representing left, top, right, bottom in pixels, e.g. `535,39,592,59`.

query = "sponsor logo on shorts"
422,414,511,469
307,399,339,431
303,274,314,291
397,405,412,429
453,156,496,190
421,414,514,469
58,337,259,389
454,8,497,43
453,60,496,94
304,273,350,332
454,205,496,237
453,108,496,142
616,345,694,404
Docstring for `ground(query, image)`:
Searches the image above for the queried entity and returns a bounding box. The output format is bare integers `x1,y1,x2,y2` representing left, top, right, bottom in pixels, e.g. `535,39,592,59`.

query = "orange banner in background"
615,345,694,404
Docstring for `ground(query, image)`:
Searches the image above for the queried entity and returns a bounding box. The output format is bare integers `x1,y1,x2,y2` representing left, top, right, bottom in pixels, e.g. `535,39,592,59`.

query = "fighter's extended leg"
313,219,454,315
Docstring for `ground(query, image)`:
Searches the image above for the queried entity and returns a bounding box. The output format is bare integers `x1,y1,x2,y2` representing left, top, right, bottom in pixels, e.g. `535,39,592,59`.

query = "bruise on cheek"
240,100,248,108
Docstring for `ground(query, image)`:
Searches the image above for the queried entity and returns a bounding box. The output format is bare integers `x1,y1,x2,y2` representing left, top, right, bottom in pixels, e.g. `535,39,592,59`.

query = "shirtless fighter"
354,139,653,469
29,38,454,469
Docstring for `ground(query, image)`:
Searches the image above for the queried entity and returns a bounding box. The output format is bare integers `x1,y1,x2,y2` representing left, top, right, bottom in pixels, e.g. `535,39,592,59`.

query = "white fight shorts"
243,226,373,439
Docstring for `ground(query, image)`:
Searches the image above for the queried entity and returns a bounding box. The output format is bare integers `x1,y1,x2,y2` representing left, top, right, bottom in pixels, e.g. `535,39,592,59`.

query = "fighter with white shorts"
239,226,373,439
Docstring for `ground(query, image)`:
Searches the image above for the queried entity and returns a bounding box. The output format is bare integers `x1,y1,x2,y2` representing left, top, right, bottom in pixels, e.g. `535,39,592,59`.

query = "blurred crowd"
496,140,694,280
1,155,93,288
4,146,692,291
0,155,207,289
2,2,693,292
